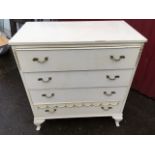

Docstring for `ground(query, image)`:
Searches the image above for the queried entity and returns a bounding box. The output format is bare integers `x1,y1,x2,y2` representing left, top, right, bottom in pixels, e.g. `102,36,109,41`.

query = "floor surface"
0,50,155,135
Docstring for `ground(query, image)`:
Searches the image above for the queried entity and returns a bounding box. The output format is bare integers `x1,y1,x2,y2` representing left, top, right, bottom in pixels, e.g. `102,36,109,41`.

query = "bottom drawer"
29,87,128,105
32,101,122,119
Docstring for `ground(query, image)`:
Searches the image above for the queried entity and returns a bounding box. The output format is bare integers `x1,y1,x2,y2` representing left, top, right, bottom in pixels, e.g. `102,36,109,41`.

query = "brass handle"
42,93,55,98
101,106,112,111
103,91,116,96
106,75,120,80
45,108,57,113
110,55,125,61
38,77,52,83
33,57,48,63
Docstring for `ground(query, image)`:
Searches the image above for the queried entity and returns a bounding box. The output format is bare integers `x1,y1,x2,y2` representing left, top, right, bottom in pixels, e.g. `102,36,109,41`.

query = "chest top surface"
9,21,147,45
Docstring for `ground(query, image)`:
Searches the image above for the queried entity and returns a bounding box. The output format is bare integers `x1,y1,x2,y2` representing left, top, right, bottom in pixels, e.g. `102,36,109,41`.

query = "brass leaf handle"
110,55,125,62
42,93,55,98
38,77,52,83
33,57,48,63
106,75,120,80
103,91,116,96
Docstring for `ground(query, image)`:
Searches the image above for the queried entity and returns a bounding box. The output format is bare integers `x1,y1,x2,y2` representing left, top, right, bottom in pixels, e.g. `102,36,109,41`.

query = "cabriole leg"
112,114,123,127
34,118,45,131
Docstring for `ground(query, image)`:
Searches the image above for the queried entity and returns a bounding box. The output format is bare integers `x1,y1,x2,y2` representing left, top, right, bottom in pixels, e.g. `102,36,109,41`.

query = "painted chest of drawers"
9,21,147,130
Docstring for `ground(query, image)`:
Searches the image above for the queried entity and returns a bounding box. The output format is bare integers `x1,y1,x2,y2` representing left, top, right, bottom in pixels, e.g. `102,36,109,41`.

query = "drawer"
24,70,133,89
29,87,128,105
16,47,140,72
33,101,121,118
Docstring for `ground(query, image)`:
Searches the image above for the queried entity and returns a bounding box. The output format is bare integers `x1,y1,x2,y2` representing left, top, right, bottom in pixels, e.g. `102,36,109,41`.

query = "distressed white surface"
9,21,147,45
16,47,140,72
24,70,133,89
10,21,147,130
30,87,128,105
33,103,121,119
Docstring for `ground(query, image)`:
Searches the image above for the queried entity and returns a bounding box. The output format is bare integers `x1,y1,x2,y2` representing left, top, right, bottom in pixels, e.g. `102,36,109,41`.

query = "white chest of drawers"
9,21,147,131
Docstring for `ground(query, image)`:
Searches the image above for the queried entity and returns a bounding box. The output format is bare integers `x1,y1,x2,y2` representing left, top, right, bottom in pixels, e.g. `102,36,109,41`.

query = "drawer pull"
101,106,112,111
32,57,48,63
103,91,116,96
110,55,125,61
45,108,57,113
42,93,55,98
106,75,120,80
38,77,52,83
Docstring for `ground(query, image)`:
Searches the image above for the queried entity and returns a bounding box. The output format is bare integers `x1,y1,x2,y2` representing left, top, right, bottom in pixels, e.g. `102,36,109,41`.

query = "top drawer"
16,47,140,72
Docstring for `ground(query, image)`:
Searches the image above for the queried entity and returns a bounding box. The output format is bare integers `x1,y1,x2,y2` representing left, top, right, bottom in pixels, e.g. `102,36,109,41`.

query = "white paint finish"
29,87,128,105
112,113,123,127
9,21,147,45
14,44,143,49
34,118,45,131
32,102,121,119
119,46,144,113
24,70,133,89
9,21,147,130
16,47,140,72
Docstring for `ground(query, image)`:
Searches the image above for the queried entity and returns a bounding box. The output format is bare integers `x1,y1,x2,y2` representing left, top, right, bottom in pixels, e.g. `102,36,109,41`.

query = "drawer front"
16,48,140,72
29,87,128,105
33,101,121,118
24,70,133,89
